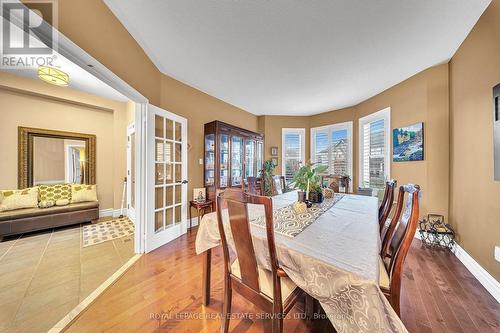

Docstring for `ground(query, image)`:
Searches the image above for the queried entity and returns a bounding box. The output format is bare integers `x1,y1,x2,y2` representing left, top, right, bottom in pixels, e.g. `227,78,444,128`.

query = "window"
282,128,305,183
359,108,391,193
311,122,353,191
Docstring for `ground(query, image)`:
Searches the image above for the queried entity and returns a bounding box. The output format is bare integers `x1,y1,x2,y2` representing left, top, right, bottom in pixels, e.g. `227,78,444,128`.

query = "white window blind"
282,128,305,183
311,122,353,189
359,108,390,192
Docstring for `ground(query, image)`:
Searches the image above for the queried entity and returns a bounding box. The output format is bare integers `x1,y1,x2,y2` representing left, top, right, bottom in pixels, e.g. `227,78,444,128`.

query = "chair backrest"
247,177,263,195
379,180,397,231
272,175,285,195
383,184,420,292
216,189,283,303
323,175,350,194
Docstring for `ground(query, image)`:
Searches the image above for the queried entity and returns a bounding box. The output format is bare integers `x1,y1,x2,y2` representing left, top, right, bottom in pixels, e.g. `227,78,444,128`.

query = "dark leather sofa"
0,201,99,240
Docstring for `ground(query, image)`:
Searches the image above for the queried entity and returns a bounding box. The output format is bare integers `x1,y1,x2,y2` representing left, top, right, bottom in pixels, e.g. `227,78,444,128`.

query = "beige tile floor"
0,219,135,333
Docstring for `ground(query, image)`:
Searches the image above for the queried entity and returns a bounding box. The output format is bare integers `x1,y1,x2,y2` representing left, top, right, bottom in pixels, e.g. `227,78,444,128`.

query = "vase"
297,191,323,203
310,191,324,204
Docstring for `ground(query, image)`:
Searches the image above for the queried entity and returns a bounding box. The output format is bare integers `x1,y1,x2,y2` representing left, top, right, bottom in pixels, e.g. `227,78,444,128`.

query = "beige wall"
160,75,258,200
356,64,450,220
449,0,500,280
0,72,128,210
258,115,310,175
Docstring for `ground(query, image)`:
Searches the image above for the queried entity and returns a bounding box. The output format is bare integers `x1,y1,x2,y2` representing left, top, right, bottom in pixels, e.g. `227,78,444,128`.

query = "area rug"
251,194,345,238
83,217,134,247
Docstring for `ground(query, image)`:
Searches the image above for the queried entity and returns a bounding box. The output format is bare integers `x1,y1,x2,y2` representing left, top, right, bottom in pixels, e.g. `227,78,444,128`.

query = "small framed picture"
193,187,206,202
271,157,278,166
271,146,278,157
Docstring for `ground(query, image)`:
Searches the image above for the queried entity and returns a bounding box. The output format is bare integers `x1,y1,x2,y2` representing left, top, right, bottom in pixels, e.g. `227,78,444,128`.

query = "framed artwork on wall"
271,146,278,157
393,122,424,161
271,157,278,166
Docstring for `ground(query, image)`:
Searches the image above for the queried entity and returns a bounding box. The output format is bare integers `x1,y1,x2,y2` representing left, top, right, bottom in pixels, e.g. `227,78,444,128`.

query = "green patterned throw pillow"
71,184,97,203
38,184,72,202
0,187,39,211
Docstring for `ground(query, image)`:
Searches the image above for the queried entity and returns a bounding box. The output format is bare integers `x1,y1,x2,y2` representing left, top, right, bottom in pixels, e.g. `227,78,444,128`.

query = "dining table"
195,190,408,333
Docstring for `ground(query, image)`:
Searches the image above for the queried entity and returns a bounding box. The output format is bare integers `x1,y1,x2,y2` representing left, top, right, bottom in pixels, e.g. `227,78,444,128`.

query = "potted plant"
262,159,276,196
291,162,328,203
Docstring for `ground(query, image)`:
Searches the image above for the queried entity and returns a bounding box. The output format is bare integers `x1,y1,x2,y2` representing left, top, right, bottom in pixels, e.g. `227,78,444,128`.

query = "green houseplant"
291,162,328,203
262,159,276,196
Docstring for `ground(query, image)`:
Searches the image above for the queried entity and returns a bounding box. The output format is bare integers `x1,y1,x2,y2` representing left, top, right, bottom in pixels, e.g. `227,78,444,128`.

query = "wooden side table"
189,200,213,231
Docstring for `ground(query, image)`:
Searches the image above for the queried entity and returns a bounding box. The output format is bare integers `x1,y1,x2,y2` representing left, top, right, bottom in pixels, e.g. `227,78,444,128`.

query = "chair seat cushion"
379,257,390,290
231,259,297,301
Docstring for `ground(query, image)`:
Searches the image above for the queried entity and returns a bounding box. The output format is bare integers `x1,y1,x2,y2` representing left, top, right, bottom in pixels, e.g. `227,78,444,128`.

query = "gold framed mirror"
18,127,96,188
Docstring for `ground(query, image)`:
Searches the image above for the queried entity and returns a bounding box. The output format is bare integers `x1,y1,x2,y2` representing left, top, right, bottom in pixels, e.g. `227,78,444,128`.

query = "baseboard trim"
99,208,127,218
452,243,500,303
415,233,499,303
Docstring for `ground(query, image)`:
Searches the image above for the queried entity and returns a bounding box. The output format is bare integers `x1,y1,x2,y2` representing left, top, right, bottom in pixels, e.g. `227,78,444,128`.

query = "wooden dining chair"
247,176,263,195
216,189,303,333
379,180,397,234
378,184,420,317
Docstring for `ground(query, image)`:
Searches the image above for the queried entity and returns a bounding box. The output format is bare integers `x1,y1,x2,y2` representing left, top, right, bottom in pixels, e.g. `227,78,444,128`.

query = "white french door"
146,105,188,252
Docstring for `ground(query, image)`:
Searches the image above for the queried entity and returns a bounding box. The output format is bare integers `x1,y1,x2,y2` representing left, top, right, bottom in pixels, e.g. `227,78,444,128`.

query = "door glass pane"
175,143,182,162
166,186,173,207
155,140,164,162
166,164,173,184
175,164,181,183
175,205,181,224
205,134,215,186
231,136,243,186
155,164,165,185
166,119,174,140
175,185,181,204
155,187,164,210
166,208,173,227
165,142,173,163
155,210,164,233
220,134,229,187
175,122,182,142
155,115,164,138
245,140,255,178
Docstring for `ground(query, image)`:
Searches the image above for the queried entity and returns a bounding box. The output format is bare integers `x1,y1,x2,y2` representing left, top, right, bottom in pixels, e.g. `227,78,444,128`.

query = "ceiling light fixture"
37,66,69,86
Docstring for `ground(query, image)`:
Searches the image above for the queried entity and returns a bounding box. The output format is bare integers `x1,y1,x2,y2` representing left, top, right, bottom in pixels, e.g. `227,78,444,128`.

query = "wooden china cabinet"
204,121,264,202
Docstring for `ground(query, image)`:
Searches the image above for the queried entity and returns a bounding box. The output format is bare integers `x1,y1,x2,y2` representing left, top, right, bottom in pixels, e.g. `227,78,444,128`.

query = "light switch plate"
495,246,500,263
199,158,203,165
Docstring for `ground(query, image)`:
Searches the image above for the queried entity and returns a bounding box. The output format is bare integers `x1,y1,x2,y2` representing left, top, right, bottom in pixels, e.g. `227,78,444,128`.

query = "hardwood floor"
65,228,499,333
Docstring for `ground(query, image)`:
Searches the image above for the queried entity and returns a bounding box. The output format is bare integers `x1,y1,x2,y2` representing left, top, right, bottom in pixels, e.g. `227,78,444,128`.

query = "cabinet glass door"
220,134,229,187
231,136,243,186
256,141,263,177
245,140,256,179
204,134,215,186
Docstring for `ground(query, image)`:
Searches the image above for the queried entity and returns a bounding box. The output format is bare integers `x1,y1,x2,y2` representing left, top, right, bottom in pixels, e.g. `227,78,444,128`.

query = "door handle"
181,180,188,184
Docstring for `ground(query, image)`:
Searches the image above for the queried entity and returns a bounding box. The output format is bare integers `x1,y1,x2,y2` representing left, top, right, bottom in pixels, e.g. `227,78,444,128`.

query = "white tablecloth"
195,191,408,333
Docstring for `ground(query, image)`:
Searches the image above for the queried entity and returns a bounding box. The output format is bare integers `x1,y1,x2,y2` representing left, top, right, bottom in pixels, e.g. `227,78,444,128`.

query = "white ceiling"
1,17,128,103
105,0,490,115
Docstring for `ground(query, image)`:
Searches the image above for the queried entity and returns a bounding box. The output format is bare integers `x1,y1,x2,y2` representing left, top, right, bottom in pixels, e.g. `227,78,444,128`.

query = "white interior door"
127,124,136,223
146,105,188,252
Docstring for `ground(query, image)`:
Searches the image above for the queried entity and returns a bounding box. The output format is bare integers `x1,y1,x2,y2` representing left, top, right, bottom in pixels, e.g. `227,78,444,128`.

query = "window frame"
358,107,391,190
281,128,306,181
310,121,353,192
